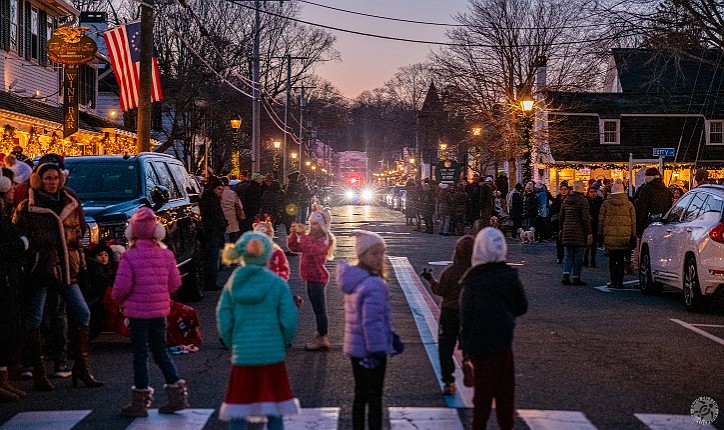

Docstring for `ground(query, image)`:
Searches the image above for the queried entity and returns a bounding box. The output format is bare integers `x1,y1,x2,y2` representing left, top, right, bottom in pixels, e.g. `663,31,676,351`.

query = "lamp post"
439,142,448,160
273,140,281,179
409,157,416,178
520,98,534,184
291,151,298,173
230,115,242,178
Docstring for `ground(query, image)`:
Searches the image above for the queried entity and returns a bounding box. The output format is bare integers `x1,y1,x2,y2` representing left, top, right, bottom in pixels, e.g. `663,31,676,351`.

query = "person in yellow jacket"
598,180,636,289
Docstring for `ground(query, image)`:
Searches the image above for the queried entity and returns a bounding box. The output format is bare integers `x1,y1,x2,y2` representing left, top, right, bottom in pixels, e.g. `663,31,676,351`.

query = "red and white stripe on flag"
103,22,163,112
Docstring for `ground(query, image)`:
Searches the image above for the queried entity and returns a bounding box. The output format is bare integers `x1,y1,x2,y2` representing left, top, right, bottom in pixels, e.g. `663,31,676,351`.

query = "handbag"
234,201,246,221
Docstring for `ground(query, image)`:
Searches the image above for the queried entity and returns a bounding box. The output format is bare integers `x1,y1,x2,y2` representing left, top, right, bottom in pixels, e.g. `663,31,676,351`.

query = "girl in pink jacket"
287,207,335,351
112,207,189,417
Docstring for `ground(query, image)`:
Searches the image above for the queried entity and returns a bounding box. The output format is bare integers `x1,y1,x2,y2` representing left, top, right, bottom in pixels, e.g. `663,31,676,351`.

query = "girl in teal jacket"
217,232,299,430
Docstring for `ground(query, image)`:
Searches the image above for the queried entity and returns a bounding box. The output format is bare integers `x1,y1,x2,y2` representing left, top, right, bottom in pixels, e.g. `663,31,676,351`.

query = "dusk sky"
299,0,472,98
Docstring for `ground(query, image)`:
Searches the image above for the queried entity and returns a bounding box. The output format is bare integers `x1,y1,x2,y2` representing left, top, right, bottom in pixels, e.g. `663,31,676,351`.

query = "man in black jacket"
199,176,227,290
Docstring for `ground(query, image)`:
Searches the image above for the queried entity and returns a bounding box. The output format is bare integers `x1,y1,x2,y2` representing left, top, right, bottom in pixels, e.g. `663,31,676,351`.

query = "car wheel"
177,238,205,302
639,248,662,295
683,257,705,312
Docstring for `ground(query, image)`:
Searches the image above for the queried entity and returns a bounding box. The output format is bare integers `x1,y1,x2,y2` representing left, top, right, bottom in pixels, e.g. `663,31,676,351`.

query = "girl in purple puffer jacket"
338,230,399,430
112,207,189,417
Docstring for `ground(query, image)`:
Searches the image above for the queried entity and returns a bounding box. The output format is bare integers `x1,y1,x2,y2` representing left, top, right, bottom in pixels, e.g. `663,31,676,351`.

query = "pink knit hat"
128,207,165,240
351,229,385,256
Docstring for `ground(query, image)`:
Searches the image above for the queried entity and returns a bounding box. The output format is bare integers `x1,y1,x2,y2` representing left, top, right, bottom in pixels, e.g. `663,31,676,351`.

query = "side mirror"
151,185,170,208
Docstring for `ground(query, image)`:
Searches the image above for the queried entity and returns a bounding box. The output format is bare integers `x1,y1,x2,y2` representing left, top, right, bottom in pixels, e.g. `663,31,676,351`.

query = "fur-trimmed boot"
0,368,26,399
158,379,189,414
304,333,330,351
28,330,53,391
71,326,103,388
121,387,154,417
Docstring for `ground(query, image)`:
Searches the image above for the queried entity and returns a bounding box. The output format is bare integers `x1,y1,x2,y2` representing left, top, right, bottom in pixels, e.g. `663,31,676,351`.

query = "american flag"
103,22,163,112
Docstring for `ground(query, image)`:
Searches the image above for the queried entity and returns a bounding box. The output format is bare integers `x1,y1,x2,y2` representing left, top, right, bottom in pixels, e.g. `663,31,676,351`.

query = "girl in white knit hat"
286,207,335,350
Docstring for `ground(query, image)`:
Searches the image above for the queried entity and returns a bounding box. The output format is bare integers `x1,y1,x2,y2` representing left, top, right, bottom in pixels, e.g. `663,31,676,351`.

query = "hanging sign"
434,159,461,184
63,66,78,138
46,26,97,65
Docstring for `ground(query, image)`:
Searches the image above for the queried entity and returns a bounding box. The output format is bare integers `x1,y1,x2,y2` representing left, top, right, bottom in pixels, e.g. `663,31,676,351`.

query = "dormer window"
600,119,620,145
706,120,724,145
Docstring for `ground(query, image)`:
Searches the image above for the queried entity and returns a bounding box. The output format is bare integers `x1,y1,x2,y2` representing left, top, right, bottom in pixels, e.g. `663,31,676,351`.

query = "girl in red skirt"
218,231,300,429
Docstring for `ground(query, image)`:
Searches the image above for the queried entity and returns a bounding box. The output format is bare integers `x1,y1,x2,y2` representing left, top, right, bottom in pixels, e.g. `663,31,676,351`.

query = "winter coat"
495,175,509,202
269,244,290,281
404,184,418,217
338,261,395,358
479,183,495,221
83,258,115,305
508,190,523,222
559,191,591,247
221,187,243,234
437,187,451,216
200,189,228,238
598,193,636,251
450,188,468,218
634,178,673,236
431,240,471,309
112,240,182,319
241,180,263,219
459,262,528,357
522,191,538,220
287,231,331,284
550,194,566,227
14,188,86,286
260,181,284,221
420,188,436,216
0,199,26,364
536,189,549,217
587,195,604,232
216,265,298,365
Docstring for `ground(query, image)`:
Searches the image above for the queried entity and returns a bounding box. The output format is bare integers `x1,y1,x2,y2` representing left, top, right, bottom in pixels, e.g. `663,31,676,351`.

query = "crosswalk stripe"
389,256,475,409
634,413,717,430
284,407,340,429
0,410,92,430
126,409,214,430
518,409,597,430
389,407,464,430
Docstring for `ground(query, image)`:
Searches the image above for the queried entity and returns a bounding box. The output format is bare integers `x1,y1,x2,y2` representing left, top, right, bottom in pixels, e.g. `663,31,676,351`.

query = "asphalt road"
0,204,722,430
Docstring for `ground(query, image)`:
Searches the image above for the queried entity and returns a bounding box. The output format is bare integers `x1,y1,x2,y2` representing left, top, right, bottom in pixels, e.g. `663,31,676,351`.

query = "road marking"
670,319,724,346
634,413,716,429
389,256,474,408
518,410,597,430
594,280,639,293
126,409,214,430
389,407,464,430
284,407,339,429
0,410,91,430
428,260,453,266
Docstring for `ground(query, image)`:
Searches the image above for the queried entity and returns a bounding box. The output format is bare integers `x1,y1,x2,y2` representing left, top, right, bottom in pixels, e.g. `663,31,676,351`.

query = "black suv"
64,153,205,301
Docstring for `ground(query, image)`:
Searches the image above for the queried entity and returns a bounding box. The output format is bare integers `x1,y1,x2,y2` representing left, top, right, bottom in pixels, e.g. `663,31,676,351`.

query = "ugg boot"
158,379,189,414
28,330,53,391
561,274,571,285
71,326,104,388
304,333,330,351
121,387,154,417
0,368,26,399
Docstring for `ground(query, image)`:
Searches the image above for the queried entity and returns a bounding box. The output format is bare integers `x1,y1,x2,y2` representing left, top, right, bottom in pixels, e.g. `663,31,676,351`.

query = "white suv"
639,184,724,311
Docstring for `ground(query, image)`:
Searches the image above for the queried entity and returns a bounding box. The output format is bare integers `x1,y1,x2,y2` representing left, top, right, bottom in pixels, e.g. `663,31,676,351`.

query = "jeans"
129,317,180,389
438,308,459,383
608,250,627,287
28,283,90,330
471,348,515,430
351,356,387,430
563,246,585,278
204,234,225,291
229,416,283,430
306,282,328,336
440,216,451,234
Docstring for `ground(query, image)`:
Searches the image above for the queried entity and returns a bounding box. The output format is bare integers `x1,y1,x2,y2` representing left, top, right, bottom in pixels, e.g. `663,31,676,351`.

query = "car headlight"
362,189,373,200
345,190,355,199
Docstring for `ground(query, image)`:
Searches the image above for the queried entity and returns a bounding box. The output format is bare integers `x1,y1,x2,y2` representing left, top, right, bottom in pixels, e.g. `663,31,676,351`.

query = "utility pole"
137,0,154,153
272,54,308,182
251,0,261,174
299,85,305,172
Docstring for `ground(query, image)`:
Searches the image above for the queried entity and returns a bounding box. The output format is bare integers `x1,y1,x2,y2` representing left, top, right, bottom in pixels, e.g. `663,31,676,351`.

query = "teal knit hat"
222,231,273,266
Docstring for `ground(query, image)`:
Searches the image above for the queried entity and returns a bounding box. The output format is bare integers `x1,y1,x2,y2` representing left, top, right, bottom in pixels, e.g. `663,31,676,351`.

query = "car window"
153,161,182,200
66,161,140,201
699,195,724,222
144,161,161,199
664,193,694,223
681,192,707,222
167,162,197,197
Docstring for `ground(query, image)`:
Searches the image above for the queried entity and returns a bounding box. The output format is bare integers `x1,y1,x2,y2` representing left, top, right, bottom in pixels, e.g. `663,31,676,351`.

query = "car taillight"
709,222,724,244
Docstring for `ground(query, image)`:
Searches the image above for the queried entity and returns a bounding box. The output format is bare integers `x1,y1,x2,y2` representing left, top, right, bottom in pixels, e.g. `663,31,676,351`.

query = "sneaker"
556,259,562,264
462,360,475,387
571,278,588,286
52,365,72,378
20,368,33,380
442,382,456,396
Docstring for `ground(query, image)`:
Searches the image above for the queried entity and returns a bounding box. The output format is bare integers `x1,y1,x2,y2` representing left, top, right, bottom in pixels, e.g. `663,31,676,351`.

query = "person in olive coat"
199,176,228,291
598,180,636,289
559,180,592,286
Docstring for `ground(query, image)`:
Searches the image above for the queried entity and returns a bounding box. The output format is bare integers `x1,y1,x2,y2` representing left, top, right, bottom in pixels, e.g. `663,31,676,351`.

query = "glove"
419,267,433,282
359,353,385,369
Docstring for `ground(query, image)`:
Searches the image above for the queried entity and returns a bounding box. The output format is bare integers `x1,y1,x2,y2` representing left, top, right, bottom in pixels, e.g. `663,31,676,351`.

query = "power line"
227,0,632,48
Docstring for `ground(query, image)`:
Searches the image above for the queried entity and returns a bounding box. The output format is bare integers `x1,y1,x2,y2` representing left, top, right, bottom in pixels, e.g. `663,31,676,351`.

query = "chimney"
534,55,547,93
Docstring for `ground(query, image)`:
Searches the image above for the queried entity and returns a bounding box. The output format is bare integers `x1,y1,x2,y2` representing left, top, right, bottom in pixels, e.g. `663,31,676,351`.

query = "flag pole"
137,0,154,153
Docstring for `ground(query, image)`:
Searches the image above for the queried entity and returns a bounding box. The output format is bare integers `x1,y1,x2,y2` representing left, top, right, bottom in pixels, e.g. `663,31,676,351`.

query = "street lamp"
272,140,281,178
520,97,534,184
471,127,482,136
291,151,298,172
229,115,242,177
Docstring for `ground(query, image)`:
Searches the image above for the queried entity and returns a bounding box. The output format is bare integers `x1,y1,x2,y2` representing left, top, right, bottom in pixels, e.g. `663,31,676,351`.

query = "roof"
611,48,724,95
0,91,130,133
547,91,724,118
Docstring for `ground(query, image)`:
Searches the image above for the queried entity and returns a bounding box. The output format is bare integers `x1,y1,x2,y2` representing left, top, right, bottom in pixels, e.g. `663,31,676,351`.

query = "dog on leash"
517,227,536,243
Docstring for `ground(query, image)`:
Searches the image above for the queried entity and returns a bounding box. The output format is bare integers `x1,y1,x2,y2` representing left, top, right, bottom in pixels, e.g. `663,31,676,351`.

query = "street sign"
653,148,675,157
